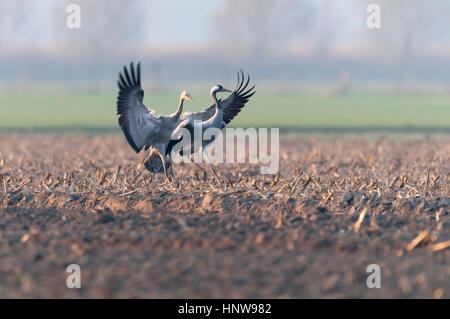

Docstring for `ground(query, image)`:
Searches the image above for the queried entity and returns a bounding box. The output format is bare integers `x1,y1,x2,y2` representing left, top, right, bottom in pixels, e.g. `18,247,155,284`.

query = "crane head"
211,85,232,95
180,90,194,102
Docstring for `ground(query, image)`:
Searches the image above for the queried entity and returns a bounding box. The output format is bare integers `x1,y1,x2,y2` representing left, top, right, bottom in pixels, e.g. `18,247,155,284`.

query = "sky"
1,0,225,48
146,0,224,45
2,0,361,49
2,0,450,86
2,0,450,52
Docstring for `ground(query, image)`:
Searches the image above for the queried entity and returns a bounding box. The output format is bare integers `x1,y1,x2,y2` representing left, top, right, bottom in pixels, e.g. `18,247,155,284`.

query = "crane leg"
167,156,179,185
188,155,208,177
155,149,176,189
202,147,224,187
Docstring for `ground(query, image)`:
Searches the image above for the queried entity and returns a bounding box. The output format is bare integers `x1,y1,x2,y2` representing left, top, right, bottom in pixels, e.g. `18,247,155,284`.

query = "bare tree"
0,0,43,50
48,0,149,86
214,0,313,58
0,0,51,86
308,0,346,58
360,0,450,88
55,0,148,57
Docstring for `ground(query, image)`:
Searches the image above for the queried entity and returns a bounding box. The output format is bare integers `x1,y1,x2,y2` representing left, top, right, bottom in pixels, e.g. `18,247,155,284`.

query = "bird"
116,62,194,183
150,70,255,182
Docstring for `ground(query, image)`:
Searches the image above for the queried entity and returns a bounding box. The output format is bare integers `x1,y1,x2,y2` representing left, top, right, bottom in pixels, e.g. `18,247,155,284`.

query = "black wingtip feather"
242,84,256,97
123,66,132,87
130,62,136,85
235,70,241,91
137,62,141,86
236,69,245,92
240,74,250,94
221,70,256,125
116,62,143,153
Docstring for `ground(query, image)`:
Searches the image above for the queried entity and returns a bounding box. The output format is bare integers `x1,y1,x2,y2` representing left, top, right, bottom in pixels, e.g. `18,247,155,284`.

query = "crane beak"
186,96,194,102
222,88,232,93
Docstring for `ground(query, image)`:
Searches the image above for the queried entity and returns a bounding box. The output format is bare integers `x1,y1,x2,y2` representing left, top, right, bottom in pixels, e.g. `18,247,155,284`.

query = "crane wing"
117,62,161,153
181,104,216,123
181,70,255,126
220,70,255,126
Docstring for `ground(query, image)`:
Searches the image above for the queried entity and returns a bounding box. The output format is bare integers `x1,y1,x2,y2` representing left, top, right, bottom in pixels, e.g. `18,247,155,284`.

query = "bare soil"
0,135,449,298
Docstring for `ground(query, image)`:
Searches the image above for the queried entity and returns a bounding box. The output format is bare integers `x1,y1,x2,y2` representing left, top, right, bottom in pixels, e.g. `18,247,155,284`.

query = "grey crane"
116,62,193,183
146,71,255,182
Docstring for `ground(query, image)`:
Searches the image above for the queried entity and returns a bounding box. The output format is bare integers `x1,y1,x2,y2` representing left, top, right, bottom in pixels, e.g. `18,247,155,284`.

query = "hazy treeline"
1,0,450,87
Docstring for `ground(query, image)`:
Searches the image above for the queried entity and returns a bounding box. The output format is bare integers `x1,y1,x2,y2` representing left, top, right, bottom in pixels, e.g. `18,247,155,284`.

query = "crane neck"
170,97,184,119
203,90,223,128
211,90,222,110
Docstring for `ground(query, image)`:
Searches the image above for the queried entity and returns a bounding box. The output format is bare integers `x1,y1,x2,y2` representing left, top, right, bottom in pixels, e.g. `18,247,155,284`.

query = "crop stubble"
0,135,448,298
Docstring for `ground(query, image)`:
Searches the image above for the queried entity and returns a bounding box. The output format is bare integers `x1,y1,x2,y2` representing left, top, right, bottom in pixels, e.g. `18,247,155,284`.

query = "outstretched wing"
221,70,255,125
117,62,161,153
181,104,216,123
181,70,255,125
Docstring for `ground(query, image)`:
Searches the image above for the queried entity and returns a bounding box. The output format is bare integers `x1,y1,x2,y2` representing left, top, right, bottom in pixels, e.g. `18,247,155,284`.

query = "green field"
1,86,450,133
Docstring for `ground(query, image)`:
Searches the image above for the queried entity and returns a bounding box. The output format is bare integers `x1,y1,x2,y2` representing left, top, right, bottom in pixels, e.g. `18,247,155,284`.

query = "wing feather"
181,107,215,123
220,70,255,125
180,70,255,125
116,62,161,153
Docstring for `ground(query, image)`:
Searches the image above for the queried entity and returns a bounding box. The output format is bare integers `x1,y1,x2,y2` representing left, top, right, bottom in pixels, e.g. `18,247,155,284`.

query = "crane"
145,71,255,183
116,62,193,183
